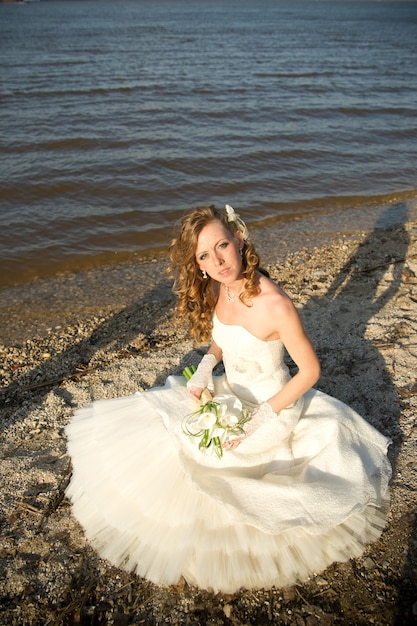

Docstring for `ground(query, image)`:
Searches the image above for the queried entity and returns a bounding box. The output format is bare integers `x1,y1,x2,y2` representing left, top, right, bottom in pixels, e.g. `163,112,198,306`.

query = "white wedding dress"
65,313,391,593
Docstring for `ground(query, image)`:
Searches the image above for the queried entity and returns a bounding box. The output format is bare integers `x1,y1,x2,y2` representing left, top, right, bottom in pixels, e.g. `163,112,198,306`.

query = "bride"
65,204,391,593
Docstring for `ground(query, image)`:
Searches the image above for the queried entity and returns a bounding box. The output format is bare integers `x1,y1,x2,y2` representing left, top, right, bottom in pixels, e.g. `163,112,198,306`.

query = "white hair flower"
225,204,249,240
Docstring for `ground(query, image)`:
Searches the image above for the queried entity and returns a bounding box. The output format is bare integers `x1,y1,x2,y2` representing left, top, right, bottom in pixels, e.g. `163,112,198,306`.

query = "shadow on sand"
297,202,414,624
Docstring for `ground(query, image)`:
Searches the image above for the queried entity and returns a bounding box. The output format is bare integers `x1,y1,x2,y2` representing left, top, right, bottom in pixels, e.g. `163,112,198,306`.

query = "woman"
66,205,391,593
171,204,321,444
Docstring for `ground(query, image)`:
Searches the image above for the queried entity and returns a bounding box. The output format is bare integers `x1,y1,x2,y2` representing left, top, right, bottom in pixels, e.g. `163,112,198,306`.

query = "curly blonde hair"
168,205,262,343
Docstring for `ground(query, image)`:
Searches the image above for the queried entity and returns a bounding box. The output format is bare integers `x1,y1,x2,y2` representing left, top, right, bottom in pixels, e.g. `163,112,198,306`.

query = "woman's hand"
222,437,242,451
186,353,217,400
187,385,205,401
245,402,276,436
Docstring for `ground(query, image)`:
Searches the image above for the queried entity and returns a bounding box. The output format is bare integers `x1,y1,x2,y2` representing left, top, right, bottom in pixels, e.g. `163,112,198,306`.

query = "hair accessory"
225,204,249,240
201,269,208,279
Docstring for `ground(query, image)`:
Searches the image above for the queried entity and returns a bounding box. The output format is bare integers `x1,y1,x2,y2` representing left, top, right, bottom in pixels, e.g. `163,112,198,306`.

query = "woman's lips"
218,268,231,278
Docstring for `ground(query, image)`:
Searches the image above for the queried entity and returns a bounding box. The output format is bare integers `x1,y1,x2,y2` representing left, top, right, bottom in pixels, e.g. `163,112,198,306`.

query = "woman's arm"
266,295,320,413
207,341,223,363
187,341,223,400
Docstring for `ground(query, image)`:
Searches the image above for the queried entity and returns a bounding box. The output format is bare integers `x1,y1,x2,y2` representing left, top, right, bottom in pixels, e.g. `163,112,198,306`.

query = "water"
1,0,416,288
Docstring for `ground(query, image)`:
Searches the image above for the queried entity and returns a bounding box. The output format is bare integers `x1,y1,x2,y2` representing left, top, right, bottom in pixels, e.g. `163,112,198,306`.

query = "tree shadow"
0,277,180,426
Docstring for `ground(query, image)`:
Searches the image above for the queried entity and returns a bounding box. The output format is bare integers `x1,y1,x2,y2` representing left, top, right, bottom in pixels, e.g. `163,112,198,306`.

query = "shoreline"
1,192,416,293
1,198,416,346
0,210,416,624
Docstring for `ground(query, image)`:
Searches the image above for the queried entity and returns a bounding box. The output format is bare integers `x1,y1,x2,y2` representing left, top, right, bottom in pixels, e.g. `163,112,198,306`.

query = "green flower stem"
183,366,197,381
213,436,223,458
200,429,210,449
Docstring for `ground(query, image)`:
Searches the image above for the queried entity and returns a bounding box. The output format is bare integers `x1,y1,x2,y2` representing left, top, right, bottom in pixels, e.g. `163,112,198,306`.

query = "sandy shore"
1,203,417,625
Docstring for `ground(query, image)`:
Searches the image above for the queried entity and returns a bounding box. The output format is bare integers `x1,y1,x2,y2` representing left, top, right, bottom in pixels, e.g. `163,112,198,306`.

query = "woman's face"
195,219,243,283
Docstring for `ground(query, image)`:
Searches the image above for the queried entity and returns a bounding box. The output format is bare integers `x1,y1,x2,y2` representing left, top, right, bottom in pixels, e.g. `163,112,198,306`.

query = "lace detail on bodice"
212,313,290,406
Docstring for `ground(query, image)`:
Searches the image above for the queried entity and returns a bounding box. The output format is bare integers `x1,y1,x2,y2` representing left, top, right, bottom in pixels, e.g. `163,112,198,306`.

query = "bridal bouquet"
182,366,250,458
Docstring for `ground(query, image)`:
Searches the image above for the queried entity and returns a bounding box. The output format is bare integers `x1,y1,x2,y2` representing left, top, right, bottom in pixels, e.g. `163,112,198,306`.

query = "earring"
201,269,208,279
239,248,243,257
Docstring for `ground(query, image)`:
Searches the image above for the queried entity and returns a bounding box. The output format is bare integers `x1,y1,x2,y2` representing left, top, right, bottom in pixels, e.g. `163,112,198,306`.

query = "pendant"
225,284,239,303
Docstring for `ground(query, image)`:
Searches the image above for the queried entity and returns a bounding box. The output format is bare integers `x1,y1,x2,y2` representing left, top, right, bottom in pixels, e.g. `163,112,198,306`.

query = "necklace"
225,284,240,303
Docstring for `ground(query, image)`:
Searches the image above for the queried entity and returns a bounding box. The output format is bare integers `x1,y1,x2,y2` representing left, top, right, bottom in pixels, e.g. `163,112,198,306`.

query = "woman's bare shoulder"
257,274,294,310
251,275,298,338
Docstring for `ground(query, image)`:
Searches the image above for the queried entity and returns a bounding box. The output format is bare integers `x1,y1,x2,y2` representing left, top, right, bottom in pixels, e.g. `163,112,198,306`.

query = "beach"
1,205,416,625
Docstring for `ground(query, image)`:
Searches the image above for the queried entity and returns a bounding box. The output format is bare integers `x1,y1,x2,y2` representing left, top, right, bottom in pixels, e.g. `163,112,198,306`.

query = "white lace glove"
186,353,217,395
224,403,276,450
245,398,304,441
245,402,276,437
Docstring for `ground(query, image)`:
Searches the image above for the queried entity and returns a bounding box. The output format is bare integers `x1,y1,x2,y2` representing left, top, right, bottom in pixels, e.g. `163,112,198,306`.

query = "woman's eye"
218,242,228,249
199,253,208,261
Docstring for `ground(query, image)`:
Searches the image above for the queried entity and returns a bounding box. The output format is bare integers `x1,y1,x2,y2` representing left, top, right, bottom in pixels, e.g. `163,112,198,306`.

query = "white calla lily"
197,411,217,430
182,388,250,458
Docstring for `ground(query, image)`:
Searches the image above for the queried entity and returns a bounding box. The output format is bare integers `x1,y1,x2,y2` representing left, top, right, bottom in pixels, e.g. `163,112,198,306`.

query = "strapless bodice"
212,313,291,406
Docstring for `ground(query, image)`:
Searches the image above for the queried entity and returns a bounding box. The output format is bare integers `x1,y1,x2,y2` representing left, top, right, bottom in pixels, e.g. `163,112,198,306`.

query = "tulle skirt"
65,376,391,593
